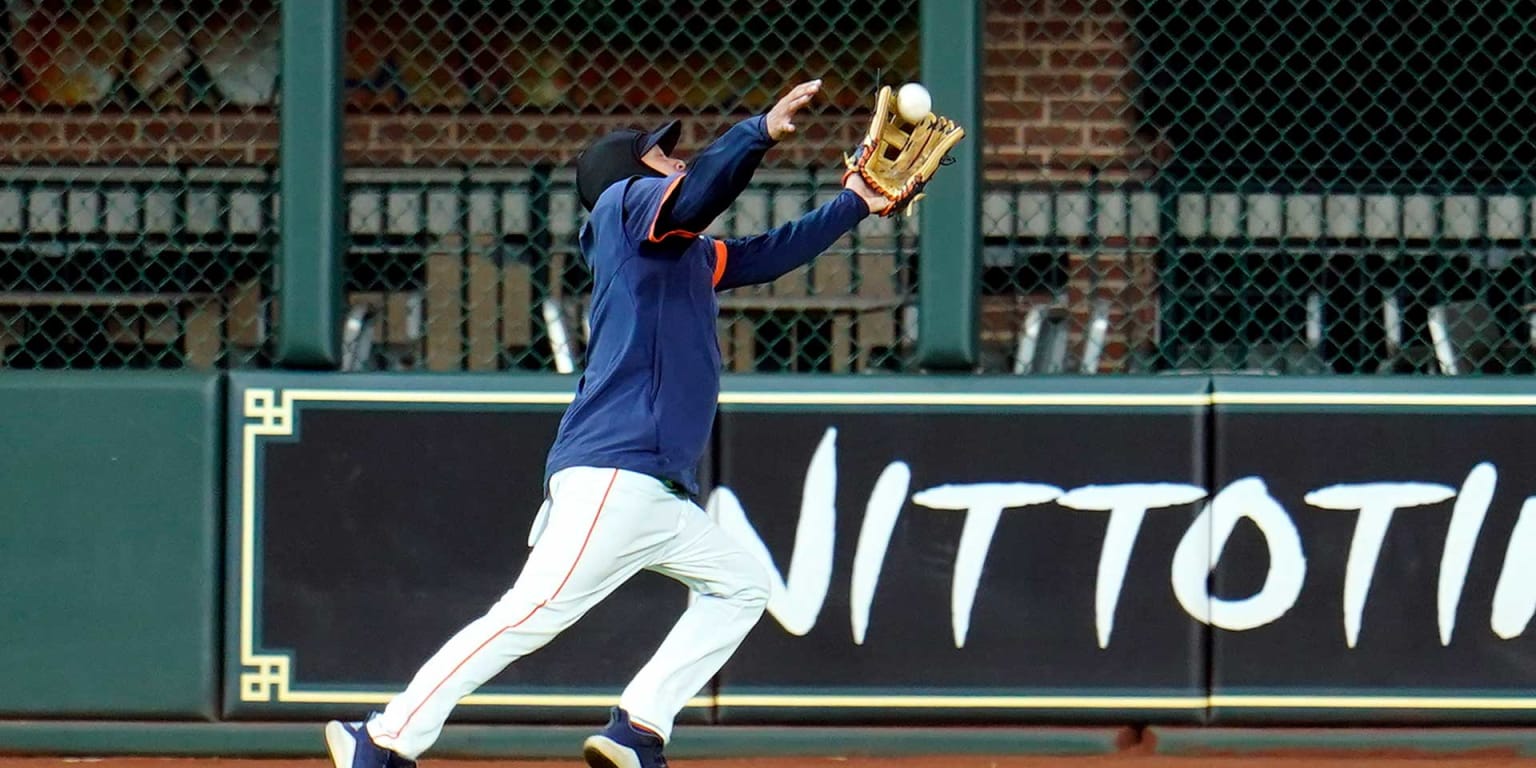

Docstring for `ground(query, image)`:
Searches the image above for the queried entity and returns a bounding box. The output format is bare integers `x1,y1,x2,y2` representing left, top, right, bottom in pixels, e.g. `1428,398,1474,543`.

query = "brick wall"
0,2,1144,173
983,0,1144,179
0,114,275,166
0,112,879,169
982,0,1156,371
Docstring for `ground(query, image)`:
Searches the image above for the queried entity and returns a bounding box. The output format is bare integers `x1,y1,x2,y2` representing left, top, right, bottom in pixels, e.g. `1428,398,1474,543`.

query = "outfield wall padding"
7,370,1536,739
223,373,1211,725
1208,376,1536,724
0,372,222,718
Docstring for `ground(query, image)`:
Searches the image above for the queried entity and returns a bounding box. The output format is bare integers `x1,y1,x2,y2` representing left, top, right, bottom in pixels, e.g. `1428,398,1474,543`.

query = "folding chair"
541,297,583,374
1013,302,1070,374
1079,299,1110,374
1429,299,1505,375
341,304,376,371
1376,294,1438,373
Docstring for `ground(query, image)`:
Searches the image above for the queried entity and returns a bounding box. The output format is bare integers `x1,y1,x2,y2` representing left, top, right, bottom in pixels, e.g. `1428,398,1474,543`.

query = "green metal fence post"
276,0,344,368
917,0,982,370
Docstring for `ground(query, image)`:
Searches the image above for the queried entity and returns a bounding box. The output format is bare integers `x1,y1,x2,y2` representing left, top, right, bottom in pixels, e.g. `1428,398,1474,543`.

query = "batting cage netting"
2,0,1534,374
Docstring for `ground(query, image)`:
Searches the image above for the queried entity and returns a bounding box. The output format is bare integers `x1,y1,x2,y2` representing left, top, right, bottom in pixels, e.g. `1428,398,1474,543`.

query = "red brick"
985,49,1043,69
983,73,1022,98
363,117,400,146
344,119,374,146
1054,0,1121,15
682,119,728,147
139,117,196,144
503,121,531,143
987,0,1046,15
1048,48,1129,70
412,120,452,145
245,145,279,165
223,116,280,144
1089,126,1132,145
95,146,146,165
343,145,385,165
368,117,452,146
1051,148,1138,167
1100,262,1135,282
1023,125,1081,147
0,96,1156,177
61,117,138,144
1101,340,1130,363
1024,73,1083,95
7,144,60,163
189,145,257,167
1023,20,1075,41
1090,74,1129,94
1092,280,1131,298
985,124,1020,147
799,120,839,144
987,147,1034,164
985,98,1046,122
985,19,1023,45
460,117,511,144
452,147,537,166
1088,19,1132,40
533,122,569,144
34,144,109,164
0,117,61,144
1051,99,1124,122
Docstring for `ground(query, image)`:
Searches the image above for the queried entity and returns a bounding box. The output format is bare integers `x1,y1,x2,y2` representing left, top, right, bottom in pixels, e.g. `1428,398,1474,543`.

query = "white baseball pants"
367,466,770,759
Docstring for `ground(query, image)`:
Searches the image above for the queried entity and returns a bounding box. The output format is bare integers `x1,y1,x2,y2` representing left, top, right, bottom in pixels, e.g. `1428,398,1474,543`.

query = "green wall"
5,370,1536,756
0,373,222,718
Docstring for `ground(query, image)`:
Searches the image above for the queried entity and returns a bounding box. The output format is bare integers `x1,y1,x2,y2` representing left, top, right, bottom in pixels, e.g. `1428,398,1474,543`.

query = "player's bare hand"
766,80,821,141
842,172,888,214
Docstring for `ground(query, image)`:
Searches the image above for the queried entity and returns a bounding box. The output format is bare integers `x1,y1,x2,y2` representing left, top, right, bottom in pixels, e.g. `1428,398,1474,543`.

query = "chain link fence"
0,0,277,369
983,0,1536,375
12,0,1536,375
338,0,920,373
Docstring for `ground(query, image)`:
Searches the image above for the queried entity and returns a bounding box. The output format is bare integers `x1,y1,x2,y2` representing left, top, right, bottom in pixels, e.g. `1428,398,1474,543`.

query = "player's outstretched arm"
655,81,823,237
712,174,885,291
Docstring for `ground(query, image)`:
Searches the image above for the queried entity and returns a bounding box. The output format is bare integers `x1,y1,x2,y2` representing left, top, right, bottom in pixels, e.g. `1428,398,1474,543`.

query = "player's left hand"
766,80,822,141
842,171,888,214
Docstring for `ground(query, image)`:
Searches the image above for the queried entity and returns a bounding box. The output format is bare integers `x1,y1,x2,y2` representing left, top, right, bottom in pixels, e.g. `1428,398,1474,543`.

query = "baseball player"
325,79,888,768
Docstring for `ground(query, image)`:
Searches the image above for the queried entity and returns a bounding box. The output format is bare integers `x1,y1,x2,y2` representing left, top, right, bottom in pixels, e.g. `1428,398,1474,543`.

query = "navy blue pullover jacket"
544,115,871,495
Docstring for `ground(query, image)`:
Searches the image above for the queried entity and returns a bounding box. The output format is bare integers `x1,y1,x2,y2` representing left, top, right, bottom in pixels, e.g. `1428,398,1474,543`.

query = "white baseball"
896,82,932,123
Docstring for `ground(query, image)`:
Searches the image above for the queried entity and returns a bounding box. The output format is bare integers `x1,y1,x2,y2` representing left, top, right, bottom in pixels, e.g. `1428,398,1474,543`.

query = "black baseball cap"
576,120,682,212
640,119,682,157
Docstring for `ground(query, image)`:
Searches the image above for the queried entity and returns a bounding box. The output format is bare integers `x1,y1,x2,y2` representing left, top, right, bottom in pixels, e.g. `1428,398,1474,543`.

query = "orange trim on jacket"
711,240,728,287
646,174,696,243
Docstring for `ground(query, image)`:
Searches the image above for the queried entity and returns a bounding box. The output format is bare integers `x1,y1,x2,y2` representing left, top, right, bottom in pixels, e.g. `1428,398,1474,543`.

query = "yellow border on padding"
1208,695,1536,710
720,392,1211,406
1212,392,1536,407
715,694,1207,709
704,694,1536,711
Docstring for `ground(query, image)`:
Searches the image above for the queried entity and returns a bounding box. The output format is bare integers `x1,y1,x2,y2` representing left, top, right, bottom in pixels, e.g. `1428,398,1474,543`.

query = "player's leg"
354,468,679,760
615,500,771,742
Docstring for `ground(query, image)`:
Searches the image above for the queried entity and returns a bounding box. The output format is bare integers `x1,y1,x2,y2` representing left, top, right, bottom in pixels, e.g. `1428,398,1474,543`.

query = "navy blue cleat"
582,707,668,768
324,714,417,768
